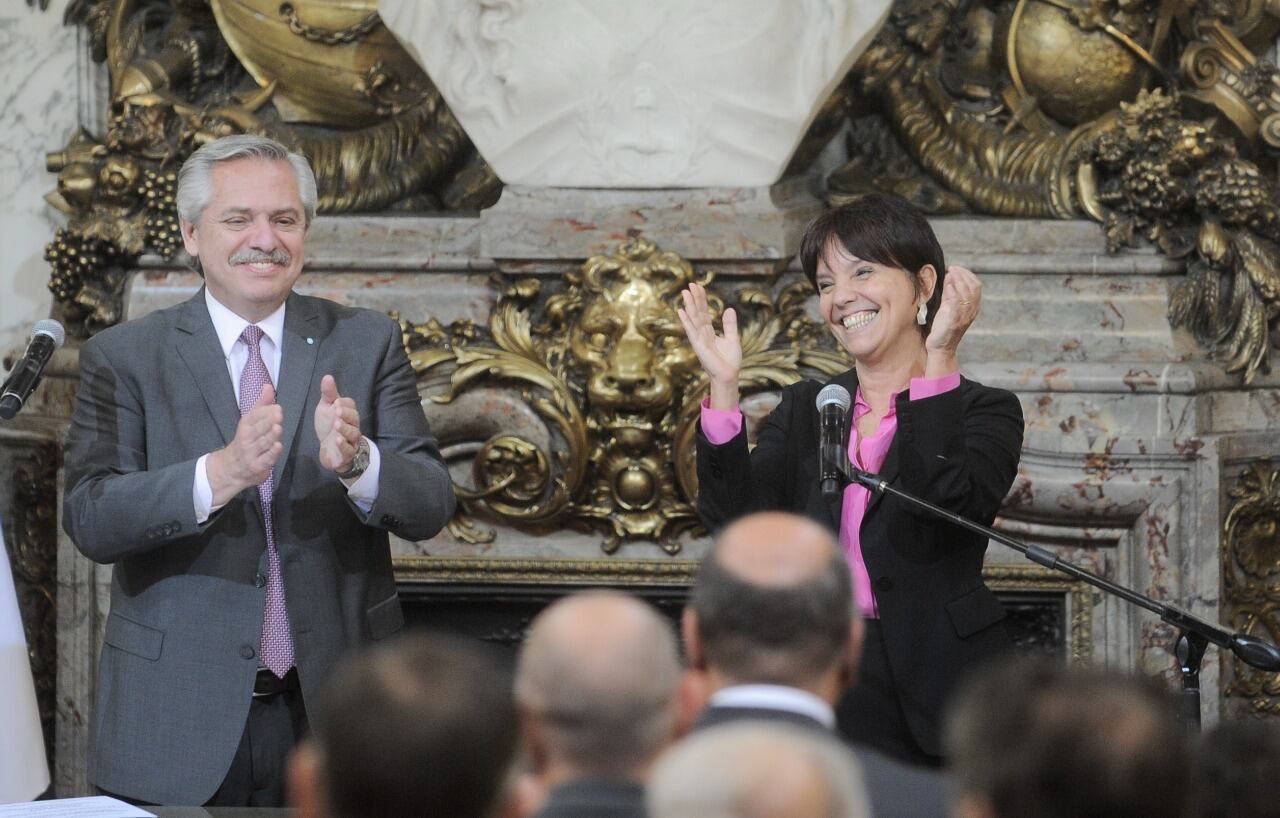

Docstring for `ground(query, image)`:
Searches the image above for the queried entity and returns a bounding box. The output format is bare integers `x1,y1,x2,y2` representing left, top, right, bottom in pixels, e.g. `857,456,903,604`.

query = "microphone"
816,384,851,500
0,320,66,420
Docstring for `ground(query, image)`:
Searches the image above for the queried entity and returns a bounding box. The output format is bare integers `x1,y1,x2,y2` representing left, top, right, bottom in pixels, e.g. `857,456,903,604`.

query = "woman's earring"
916,302,928,325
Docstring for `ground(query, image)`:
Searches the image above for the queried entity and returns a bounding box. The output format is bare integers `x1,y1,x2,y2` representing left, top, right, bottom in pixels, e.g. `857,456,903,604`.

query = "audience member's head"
515,590,683,782
648,722,872,818
289,631,519,818
1189,717,1280,818
685,511,861,701
945,657,1190,818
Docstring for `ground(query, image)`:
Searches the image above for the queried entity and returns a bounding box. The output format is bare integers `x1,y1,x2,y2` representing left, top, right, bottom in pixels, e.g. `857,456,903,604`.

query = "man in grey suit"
63,134,456,806
515,591,684,818
683,511,951,818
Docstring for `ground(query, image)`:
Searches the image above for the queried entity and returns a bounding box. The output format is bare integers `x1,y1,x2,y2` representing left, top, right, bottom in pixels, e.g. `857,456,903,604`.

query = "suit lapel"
273,293,322,485
822,369,861,528
175,290,240,445
865,392,904,517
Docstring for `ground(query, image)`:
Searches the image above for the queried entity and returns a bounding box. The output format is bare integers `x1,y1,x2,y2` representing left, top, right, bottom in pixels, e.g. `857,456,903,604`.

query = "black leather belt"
253,666,299,697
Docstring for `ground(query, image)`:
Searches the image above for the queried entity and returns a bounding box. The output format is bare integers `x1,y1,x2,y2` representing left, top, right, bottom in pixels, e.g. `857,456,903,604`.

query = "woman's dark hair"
798,192,947,331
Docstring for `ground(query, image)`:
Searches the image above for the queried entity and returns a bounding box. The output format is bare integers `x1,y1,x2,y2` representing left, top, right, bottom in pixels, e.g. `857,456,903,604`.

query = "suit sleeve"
893,383,1024,525
62,339,211,564
695,386,799,531
356,318,456,541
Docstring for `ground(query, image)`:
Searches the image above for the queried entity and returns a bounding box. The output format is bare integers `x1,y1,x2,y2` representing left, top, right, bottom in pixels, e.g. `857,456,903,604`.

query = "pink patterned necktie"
238,325,295,678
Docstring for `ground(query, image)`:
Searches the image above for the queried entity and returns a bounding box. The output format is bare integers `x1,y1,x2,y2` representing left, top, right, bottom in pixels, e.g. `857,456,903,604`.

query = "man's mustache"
229,249,291,265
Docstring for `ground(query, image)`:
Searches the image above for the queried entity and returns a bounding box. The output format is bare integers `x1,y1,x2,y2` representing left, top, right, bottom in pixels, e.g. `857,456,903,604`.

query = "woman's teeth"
842,311,877,330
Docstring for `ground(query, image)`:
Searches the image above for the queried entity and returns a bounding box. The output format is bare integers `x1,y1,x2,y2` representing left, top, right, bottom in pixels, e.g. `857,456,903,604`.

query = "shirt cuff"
700,397,743,445
342,437,381,513
908,371,961,400
194,453,217,524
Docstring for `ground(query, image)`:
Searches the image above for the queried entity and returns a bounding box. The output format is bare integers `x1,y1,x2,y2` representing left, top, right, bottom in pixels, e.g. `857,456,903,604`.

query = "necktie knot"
240,324,264,348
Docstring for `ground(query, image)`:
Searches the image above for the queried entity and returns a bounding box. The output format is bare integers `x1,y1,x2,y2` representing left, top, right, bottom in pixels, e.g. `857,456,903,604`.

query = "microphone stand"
837,463,1280,729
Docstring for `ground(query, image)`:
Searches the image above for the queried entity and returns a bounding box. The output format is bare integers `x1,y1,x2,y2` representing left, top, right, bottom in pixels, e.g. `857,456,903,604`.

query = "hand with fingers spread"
925,265,982,377
677,282,742,411
207,384,284,506
315,374,364,473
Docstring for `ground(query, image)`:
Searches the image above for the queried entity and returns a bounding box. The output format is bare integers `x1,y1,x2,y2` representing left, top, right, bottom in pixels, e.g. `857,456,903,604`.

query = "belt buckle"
253,667,282,698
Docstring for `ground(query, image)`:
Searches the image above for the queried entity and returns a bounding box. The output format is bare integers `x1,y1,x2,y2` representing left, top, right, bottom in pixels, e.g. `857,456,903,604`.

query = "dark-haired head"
799,192,946,333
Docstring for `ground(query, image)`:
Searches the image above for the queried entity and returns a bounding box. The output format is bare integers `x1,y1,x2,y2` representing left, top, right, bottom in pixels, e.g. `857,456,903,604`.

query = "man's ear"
518,705,550,774
844,619,865,686
676,668,709,737
287,742,326,818
180,219,200,259
681,607,705,670
953,793,999,818
839,616,865,691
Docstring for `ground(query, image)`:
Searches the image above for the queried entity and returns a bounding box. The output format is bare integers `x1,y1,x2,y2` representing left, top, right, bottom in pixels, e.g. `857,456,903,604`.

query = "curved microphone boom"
816,384,852,500
0,320,66,420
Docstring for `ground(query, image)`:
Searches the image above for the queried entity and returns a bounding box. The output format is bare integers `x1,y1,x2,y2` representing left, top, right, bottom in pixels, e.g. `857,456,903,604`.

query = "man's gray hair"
648,723,872,818
176,134,318,226
514,591,682,774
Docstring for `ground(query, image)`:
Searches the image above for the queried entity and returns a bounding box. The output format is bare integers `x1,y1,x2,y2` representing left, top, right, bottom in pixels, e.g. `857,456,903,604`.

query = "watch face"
341,442,369,477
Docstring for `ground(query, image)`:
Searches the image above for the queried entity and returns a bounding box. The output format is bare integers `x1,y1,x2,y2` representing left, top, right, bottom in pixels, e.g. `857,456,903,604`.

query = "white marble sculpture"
379,0,892,188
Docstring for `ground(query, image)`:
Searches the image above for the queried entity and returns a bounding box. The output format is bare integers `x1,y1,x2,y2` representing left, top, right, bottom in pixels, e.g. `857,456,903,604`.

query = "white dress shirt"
708,684,838,729
193,289,381,522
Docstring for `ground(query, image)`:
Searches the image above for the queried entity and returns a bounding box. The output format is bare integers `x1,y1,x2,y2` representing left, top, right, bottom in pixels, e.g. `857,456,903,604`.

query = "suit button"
253,574,266,588
875,577,894,593
171,521,182,534
144,527,155,539
711,468,724,479
240,645,256,660
380,514,392,525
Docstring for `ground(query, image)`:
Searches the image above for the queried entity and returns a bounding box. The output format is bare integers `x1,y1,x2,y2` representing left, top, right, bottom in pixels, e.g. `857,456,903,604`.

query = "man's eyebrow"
213,206,303,218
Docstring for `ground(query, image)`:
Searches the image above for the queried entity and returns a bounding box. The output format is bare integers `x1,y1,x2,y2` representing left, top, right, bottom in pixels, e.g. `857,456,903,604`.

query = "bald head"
716,512,843,588
688,511,857,691
648,723,872,818
516,591,682,775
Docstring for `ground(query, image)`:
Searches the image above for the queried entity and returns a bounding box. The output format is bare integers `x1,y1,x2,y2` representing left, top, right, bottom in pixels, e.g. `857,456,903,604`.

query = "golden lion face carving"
571,249,699,420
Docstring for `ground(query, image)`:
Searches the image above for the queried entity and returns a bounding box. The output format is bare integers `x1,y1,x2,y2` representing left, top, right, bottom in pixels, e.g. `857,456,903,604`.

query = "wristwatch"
336,438,370,480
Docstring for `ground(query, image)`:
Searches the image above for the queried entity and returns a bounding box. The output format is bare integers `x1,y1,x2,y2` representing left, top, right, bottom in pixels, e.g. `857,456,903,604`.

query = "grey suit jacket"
531,776,647,818
63,290,456,804
693,702,953,818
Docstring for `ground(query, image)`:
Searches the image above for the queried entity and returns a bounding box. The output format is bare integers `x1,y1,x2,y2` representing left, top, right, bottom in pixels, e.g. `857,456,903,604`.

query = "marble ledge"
480,180,823,262
131,210,1184,277
952,253,1184,276
967,360,1280,395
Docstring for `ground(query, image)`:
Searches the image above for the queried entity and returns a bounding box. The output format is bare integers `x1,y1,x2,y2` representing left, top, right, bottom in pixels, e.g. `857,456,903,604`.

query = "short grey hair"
648,723,872,818
514,591,682,774
176,134,318,226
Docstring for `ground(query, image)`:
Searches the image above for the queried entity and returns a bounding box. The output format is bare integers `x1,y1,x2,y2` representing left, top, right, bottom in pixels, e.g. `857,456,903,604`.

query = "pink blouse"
701,372,960,618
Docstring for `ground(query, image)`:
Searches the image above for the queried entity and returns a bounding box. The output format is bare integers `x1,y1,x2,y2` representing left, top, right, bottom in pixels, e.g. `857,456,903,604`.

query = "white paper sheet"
0,796,155,817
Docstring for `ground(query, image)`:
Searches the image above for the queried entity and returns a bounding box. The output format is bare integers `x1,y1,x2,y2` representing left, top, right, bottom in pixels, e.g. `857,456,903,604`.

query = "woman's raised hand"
678,282,742,410
924,265,981,376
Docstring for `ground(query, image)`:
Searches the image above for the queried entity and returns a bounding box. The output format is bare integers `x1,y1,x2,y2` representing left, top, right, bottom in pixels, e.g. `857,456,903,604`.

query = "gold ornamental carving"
1222,460,1280,717
827,0,1280,381
402,238,848,554
5,448,59,773
46,0,499,337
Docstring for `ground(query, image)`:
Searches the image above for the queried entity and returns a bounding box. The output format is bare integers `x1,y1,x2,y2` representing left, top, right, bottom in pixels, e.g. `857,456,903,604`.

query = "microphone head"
816,383,851,412
33,319,66,349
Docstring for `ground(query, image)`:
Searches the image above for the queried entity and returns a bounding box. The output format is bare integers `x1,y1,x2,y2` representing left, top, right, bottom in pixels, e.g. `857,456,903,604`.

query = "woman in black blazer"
678,193,1024,767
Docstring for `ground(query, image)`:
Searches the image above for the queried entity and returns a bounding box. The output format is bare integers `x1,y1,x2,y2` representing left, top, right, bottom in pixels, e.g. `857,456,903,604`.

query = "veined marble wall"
0,1,89,360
